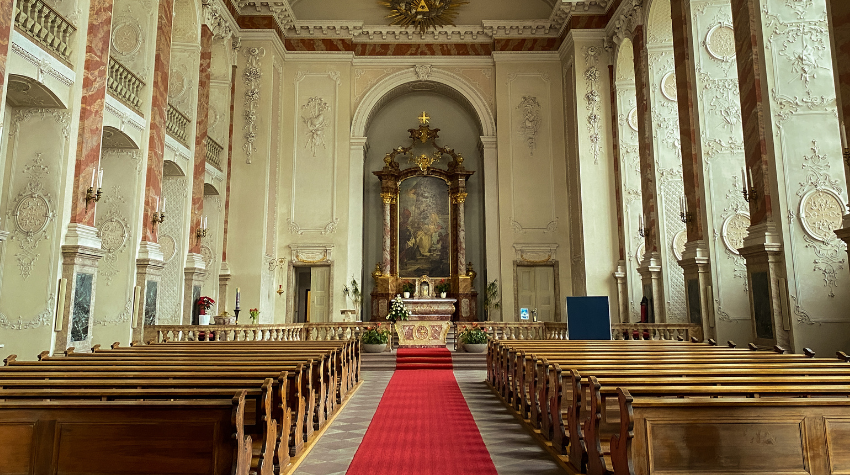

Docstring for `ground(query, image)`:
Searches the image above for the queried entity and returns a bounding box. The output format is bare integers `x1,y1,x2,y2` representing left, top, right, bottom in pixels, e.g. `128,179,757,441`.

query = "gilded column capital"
381,192,397,204
451,192,468,204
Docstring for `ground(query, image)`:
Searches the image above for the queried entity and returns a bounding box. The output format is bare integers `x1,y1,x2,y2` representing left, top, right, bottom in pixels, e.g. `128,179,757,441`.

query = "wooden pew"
0,390,254,475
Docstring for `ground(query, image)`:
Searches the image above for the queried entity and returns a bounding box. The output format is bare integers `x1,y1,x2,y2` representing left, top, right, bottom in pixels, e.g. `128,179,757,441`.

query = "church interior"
1,0,850,472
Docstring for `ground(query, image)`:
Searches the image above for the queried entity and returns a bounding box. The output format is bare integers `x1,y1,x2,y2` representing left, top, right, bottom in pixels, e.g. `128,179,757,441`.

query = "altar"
369,113,478,324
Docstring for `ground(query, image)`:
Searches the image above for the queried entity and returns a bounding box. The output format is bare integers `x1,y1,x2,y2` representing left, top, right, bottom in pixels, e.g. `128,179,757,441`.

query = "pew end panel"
611,396,850,475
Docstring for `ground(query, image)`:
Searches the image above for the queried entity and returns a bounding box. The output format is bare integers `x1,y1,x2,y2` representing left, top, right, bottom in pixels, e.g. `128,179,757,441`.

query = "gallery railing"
166,103,190,145
14,0,75,62
108,58,145,111
204,136,224,171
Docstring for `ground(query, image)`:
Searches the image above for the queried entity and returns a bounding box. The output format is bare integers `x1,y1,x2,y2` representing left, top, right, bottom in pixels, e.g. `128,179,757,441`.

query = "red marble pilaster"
632,26,662,255
730,0,774,225
0,0,14,108
141,0,175,243
609,65,627,262
670,0,705,242
189,26,213,255
70,0,114,227
222,66,237,263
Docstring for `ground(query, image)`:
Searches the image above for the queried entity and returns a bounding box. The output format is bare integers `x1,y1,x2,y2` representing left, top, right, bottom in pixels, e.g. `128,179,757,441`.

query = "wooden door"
516,266,556,322
310,266,330,322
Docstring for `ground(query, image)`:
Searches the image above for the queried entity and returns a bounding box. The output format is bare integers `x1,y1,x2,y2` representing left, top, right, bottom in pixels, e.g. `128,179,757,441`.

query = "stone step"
361,350,486,372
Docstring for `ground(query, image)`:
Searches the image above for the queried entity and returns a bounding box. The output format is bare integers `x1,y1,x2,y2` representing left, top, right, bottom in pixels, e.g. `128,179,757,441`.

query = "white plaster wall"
495,56,572,322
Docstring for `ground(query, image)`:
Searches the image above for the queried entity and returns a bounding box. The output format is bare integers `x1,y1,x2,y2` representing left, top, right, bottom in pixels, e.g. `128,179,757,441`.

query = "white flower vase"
199,314,211,325
440,292,447,298
403,292,410,298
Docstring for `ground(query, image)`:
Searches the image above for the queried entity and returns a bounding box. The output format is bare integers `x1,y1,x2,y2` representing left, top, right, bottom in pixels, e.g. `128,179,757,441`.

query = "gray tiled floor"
294,370,565,475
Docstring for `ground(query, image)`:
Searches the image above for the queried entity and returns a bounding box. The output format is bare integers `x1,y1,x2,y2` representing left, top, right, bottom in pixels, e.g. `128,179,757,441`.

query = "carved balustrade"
204,136,224,171
471,322,547,340
543,322,570,340
108,58,145,111
166,104,190,145
14,0,75,62
611,323,704,342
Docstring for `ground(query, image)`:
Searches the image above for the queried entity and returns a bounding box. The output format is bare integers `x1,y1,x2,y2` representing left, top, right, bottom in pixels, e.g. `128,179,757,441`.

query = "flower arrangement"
249,308,260,324
361,326,390,345
197,296,216,314
401,282,415,294
386,295,411,322
457,322,488,345
435,279,450,294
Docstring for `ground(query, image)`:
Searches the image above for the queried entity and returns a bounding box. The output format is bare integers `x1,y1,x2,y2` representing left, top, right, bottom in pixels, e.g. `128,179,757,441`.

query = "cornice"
605,0,643,45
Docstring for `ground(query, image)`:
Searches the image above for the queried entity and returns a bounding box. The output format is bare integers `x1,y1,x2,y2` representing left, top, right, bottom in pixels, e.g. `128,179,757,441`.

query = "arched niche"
203,183,219,195
361,90,485,320
5,74,66,109
352,68,495,138
164,159,186,177
102,126,139,150
615,38,635,84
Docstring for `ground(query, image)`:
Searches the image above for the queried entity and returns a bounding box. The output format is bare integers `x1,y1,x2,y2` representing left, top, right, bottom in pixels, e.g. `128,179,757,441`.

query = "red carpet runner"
346,348,498,475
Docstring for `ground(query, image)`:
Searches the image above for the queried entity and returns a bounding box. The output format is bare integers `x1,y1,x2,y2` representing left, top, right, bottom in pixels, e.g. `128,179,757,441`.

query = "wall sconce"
679,196,694,224
268,257,287,296
741,167,758,203
196,216,208,239
85,168,103,209
152,196,165,225
638,214,649,238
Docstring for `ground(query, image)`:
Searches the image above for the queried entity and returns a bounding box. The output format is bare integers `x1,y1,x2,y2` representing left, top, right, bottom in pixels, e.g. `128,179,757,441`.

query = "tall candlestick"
235,287,241,310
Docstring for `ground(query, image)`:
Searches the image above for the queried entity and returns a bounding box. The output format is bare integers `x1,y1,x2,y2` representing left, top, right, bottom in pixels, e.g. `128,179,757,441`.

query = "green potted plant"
401,282,415,299
457,322,488,352
249,308,260,324
483,280,501,321
361,326,390,353
197,296,215,325
435,279,450,298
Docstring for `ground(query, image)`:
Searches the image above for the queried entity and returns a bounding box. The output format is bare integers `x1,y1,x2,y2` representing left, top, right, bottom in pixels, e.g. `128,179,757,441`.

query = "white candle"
741,168,747,190
842,122,848,149
90,169,96,188
97,169,104,188
161,197,166,210
155,197,160,212
203,216,207,229
746,166,753,189
639,214,644,230
236,287,241,308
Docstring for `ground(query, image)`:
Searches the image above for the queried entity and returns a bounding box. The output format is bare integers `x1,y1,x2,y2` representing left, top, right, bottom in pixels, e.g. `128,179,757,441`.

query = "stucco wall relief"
243,46,265,163
517,95,541,155
302,96,330,157
7,153,55,280
584,45,603,165
705,23,736,62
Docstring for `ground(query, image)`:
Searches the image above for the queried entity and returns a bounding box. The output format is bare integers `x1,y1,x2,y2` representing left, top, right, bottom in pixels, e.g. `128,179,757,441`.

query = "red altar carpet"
395,347,454,370
346,352,497,475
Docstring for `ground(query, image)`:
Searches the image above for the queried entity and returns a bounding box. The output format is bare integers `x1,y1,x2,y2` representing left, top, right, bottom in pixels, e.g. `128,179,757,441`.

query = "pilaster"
480,136,501,312
680,241,713,340
613,261,628,323
738,221,790,348
133,241,165,342
218,261,232,313
638,252,665,322
54,225,105,354
182,253,207,324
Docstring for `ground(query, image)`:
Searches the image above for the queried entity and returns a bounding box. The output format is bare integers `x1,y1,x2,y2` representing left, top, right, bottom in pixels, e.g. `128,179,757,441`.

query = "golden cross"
418,111,430,125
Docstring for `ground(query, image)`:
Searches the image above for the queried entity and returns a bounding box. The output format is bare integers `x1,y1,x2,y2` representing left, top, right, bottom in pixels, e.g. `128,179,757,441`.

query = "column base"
613,260,628,324
638,252,665,323
134,241,166,343
739,221,790,349
679,241,713,341
183,253,208,325
54,244,106,355
219,261,232,314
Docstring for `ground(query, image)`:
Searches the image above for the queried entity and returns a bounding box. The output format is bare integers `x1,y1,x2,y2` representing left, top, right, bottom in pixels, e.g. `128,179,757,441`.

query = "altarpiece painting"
398,176,451,278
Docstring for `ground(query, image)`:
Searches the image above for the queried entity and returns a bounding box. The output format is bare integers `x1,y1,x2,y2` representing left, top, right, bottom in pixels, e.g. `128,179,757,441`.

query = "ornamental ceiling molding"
607,0,643,46
202,0,235,39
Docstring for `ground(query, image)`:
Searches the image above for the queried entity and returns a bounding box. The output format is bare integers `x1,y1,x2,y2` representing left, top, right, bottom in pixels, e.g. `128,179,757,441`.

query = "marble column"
381,196,392,274
632,25,666,322
136,0,175,334
730,0,790,348
827,0,850,260
671,0,714,339
56,0,115,353
182,26,212,324
220,65,237,312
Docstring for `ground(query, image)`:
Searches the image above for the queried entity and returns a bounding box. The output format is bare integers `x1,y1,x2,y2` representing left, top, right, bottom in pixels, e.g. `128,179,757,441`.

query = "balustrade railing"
14,0,76,62
143,321,705,344
204,136,223,170
166,103,190,145
108,58,144,111
611,322,704,342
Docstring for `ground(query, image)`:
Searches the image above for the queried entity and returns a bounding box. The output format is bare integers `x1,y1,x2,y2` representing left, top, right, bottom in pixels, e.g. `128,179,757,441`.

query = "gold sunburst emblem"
381,0,468,33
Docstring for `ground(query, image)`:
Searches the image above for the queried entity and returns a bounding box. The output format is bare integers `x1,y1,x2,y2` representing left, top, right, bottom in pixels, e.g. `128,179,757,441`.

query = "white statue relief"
302,97,330,157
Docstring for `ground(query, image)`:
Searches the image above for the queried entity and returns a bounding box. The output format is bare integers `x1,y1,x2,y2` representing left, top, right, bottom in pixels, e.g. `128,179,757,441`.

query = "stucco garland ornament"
381,0,468,33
